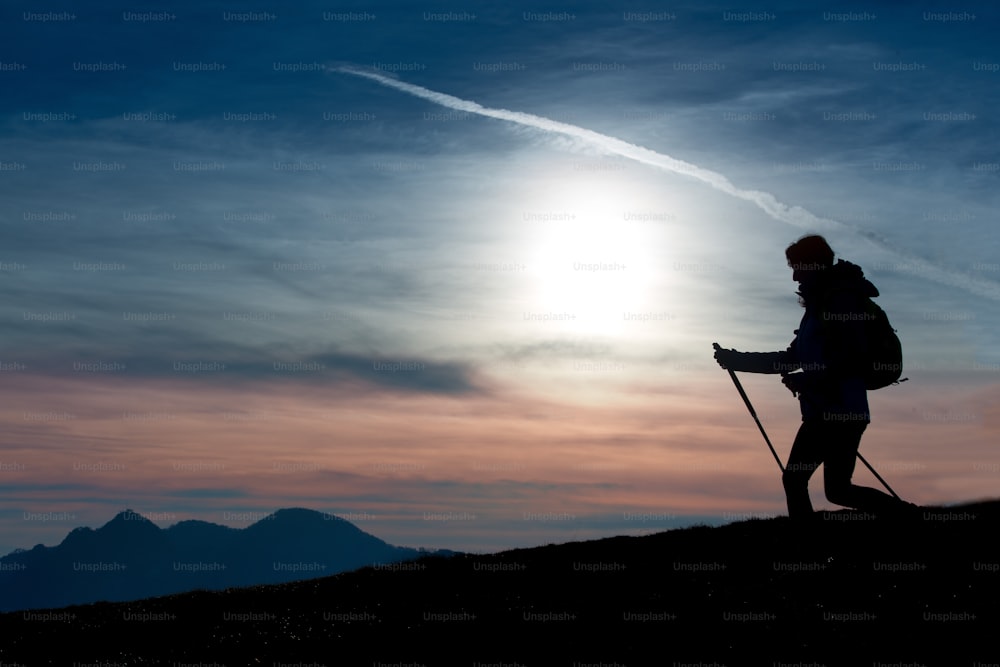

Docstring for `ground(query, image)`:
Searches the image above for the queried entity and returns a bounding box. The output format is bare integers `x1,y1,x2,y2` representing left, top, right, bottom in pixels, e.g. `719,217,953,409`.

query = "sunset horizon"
3,1,999,557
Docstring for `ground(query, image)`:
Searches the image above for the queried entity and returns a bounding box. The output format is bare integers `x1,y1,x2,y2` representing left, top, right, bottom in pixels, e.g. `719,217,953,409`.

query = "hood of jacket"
827,258,879,298
799,258,879,303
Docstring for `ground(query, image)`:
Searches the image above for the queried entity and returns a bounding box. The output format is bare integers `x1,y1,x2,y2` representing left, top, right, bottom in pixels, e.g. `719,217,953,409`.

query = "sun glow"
524,172,666,335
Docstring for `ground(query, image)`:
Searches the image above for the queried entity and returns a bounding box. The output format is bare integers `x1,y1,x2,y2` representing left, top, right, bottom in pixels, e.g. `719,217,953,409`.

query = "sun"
523,171,663,335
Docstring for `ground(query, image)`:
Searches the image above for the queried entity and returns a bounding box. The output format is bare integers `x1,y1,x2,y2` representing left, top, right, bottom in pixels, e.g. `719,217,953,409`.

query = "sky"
1,0,999,555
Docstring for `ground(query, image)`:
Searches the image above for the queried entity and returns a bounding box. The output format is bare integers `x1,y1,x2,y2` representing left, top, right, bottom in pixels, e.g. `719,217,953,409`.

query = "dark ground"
1,501,997,666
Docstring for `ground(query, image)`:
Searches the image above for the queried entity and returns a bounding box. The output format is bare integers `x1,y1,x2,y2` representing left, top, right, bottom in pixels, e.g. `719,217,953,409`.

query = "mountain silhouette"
0,508,442,612
1,500,998,663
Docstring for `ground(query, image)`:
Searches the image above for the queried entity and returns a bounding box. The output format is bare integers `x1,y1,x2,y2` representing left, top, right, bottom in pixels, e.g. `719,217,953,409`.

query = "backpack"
819,272,904,390
861,297,904,390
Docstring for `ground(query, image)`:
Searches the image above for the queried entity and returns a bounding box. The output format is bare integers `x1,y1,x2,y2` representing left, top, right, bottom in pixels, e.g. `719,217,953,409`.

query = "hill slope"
1,502,997,664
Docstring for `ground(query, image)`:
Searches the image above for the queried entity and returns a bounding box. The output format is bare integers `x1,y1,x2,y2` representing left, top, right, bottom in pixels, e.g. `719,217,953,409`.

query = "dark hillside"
1,502,997,665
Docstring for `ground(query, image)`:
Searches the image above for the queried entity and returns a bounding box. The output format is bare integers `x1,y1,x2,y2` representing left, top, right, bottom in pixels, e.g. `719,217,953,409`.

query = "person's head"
785,234,834,284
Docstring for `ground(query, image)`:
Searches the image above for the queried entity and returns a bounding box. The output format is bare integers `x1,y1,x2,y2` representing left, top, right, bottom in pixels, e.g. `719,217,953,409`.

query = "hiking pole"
855,452,901,500
713,343,785,473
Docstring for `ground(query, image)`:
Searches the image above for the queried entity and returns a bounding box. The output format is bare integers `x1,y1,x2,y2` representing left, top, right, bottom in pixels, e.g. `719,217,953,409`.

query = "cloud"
9,345,483,396
336,66,1000,302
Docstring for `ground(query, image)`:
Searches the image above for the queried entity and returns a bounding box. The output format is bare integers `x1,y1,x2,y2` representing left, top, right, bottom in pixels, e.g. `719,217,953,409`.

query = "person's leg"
783,421,824,518
822,422,901,512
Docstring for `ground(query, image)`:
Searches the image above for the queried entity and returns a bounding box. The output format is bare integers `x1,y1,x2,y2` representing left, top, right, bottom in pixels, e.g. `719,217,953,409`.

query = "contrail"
337,66,1000,301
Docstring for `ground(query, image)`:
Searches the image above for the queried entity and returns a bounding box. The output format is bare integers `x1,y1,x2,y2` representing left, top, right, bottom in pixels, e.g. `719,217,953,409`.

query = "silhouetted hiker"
714,235,915,519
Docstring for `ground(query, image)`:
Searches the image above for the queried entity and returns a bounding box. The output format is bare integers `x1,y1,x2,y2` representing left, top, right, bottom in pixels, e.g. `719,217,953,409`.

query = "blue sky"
1,1,999,554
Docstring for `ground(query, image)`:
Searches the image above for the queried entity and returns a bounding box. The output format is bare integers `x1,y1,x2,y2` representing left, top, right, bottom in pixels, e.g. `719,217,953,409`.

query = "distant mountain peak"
105,508,151,522
253,507,354,527
269,507,321,519
101,509,160,532
1,506,435,612
245,507,369,538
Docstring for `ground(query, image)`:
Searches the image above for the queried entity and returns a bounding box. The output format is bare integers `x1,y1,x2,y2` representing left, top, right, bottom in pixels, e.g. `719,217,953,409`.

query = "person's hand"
714,346,739,370
781,372,809,396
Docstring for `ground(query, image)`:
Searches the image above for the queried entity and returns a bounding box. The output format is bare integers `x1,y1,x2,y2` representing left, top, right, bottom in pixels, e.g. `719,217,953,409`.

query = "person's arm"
714,340,798,374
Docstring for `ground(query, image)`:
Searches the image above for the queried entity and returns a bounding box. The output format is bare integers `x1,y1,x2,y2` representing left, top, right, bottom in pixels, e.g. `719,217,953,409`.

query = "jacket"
729,260,876,423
